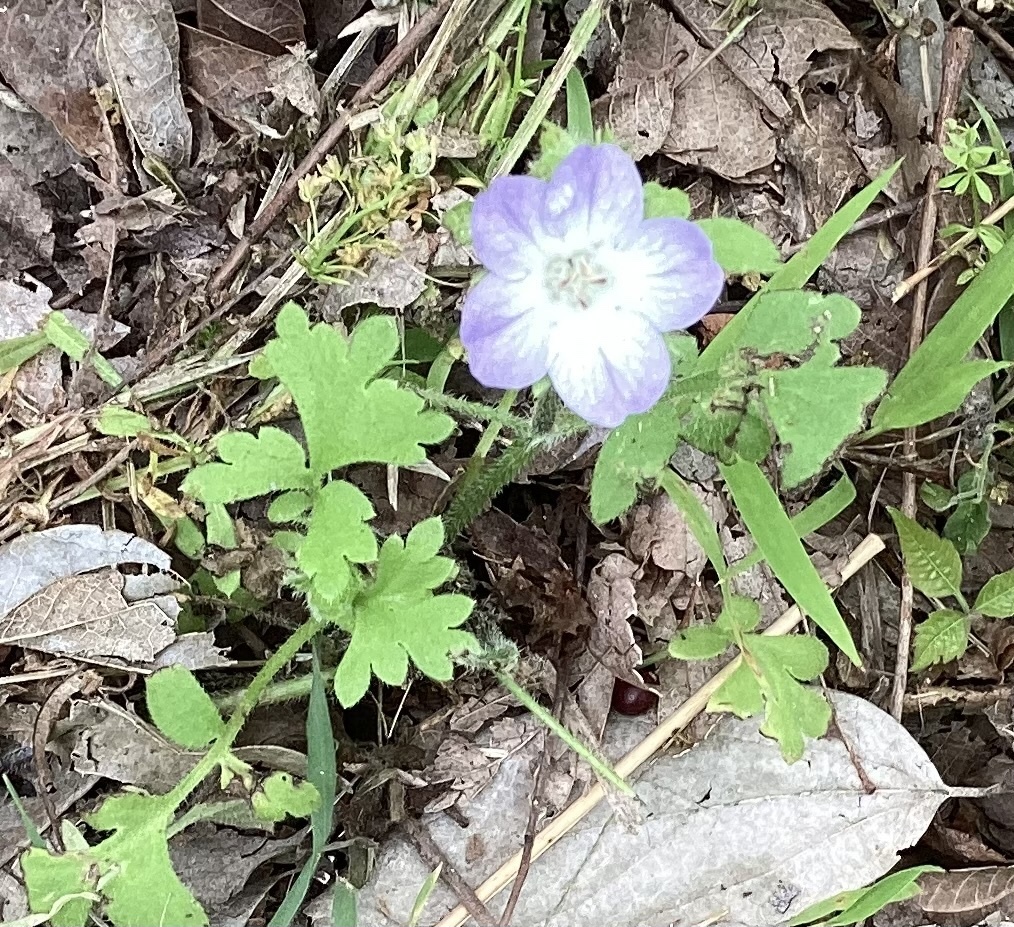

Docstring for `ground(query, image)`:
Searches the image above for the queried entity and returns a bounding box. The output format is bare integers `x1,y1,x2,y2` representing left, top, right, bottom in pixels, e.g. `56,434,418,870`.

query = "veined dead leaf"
198,0,305,57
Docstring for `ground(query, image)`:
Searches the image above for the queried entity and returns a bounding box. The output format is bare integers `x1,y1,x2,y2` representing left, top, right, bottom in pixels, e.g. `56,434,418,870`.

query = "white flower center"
543,250,612,310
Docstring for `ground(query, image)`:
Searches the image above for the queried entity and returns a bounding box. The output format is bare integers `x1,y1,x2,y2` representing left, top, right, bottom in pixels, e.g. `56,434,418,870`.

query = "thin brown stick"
208,0,453,295
404,817,499,927
890,26,974,722
951,0,1014,67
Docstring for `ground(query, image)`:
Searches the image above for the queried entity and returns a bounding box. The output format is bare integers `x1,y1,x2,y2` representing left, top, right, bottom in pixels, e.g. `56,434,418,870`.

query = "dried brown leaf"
198,0,305,56
330,221,429,311
917,866,1014,919
586,553,643,686
99,0,192,167
0,96,78,183
0,160,54,276
0,0,107,159
0,568,176,661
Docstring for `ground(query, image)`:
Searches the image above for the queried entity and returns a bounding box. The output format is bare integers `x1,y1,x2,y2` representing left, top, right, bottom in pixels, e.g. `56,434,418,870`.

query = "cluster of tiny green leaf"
889,508,1014,671
182,303,476,707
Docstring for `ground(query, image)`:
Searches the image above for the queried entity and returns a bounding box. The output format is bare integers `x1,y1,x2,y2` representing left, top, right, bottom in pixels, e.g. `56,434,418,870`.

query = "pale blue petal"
461,274,551,389
470,175,548,280
546,308,670,427
542,144,644,248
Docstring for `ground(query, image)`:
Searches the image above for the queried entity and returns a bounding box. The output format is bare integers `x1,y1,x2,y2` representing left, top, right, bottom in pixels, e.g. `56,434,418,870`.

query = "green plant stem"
213,669,325,714
494,669,635,797
473,389,518,460
165,617,325,810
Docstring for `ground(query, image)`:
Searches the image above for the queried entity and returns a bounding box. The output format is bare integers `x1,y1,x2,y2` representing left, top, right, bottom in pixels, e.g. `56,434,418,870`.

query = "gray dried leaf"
917,866,1014,920
198,0,305,56
330,220,429,311
0,568,176,661
0,0,107,159
586,554,643,686
0,160,54,276
99,0,192,167
152,632,232,669
0,93,78,183
354,693,955,927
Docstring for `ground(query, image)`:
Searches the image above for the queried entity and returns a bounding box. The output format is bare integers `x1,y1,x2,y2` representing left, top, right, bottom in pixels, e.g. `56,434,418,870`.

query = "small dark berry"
611,678,658,716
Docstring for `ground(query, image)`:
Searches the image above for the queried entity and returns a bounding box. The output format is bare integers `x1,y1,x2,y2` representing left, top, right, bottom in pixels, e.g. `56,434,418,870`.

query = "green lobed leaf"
146,666,226,750
297,480,377,604
761,342,887,487
21,847,97,927
668,625,731,660
887,508,963,600
252,772,321,822
715,596,762,633
708,661,764,717
181,427,314,504
334,518,476,707
205,503,236,549
267,490,312,524
735,291,862,356
974,568,1014,617
871,233,1014,432
95,408,154,437
443,200,473,247
720,458,860,664
87,793,207,926
696,217,783,275
911,609,970,671
749,634,831,762
642,182,691,220
264,304,454,476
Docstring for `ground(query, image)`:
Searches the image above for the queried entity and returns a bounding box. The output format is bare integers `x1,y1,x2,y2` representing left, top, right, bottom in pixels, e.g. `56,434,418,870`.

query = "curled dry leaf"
0,0,107,159
198,0,305,56
98,0,192,167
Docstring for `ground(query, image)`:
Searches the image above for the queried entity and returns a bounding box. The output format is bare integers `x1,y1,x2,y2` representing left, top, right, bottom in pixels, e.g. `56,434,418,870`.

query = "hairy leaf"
146,666,225,749
22,847,97,927
697,217,782,275
252,772,321,822
334,519,475,706
181,427,314,504
642,182,691,219
264,304,453,476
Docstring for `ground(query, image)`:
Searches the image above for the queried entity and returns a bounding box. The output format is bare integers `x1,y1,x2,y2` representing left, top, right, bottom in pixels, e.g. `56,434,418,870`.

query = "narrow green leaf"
658,468,728,580
872,233,1014,432
565,67,594,143
974,568,1014,617
823,866,942,926
696,217,783,275
911,609,970,671
331,880,358,927
95,408,153,437
409,867,443,927
0,331,49,373
146,666,226,750
887,508,963,600
720,458,860,664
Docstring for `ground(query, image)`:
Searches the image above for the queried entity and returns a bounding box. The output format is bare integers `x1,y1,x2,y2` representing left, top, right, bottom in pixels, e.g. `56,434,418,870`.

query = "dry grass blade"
435,534,887,927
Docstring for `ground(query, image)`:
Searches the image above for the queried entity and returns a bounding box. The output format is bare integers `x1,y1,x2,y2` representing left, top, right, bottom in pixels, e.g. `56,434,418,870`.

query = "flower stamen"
544,251,611,310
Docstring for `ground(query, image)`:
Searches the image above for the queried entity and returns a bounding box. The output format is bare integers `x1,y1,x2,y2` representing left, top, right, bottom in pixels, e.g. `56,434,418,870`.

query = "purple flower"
460,144,724,428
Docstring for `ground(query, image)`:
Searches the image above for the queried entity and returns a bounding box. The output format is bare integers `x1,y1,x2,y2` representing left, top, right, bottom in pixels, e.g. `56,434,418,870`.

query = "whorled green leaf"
181,427,314,504
911,609,969,671
264,304,454,476
297,480,377,604
252,772,321,823
334,518,476,707
888,508,963,600
696,217,782,275
146,666,225,750
974,568,1014,617
86,793,207,926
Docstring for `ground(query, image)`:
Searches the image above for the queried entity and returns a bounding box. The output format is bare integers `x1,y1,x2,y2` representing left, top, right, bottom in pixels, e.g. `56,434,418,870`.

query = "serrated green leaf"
668,625,731,660
887,508,963,600
267,490,312,523
298,480,377,603
720,458,860,664
181,427,314,504
252,772,321,822
975,569,1014,617
696,217,782,275
737,291,862,355
762,343,887,487
943,495,990,555
86,793,207,926
911,609,969,671
643,182,691,220
22,847,97,927
749,634,831,762
708,661,764,717
146,666,226,749
334,518,475,707
589,400,682,523
264,305,454,476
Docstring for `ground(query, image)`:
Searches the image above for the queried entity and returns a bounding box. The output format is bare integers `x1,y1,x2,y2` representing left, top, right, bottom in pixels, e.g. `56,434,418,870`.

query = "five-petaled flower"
461,144,724,427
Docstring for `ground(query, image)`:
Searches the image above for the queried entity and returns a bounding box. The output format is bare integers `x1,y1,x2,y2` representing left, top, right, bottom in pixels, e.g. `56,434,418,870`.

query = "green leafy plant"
789,866,942,926
889,507,1014,670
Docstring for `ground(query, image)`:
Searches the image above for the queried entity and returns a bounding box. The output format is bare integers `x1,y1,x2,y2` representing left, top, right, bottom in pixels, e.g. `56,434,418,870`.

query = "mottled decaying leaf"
586,554,643,686
98,0,192,167
0,159,54,277
0,94,77,183
0,0,107,159
198,0,305,56
329,221,430,311
914,865,1014,921
0,569,176,662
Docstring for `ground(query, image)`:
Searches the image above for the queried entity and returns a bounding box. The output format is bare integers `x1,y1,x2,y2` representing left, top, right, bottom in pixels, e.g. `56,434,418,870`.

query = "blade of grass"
718,458,861,664
870,231,1014,434
3,774,46,849
565,67,594,142
725,473,856,579
268,645,339,927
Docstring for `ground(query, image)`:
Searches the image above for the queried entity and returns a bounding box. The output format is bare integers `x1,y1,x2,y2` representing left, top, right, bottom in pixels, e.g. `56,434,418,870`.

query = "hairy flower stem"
472,389,518,460
494,670,635,797
165,617,325,810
